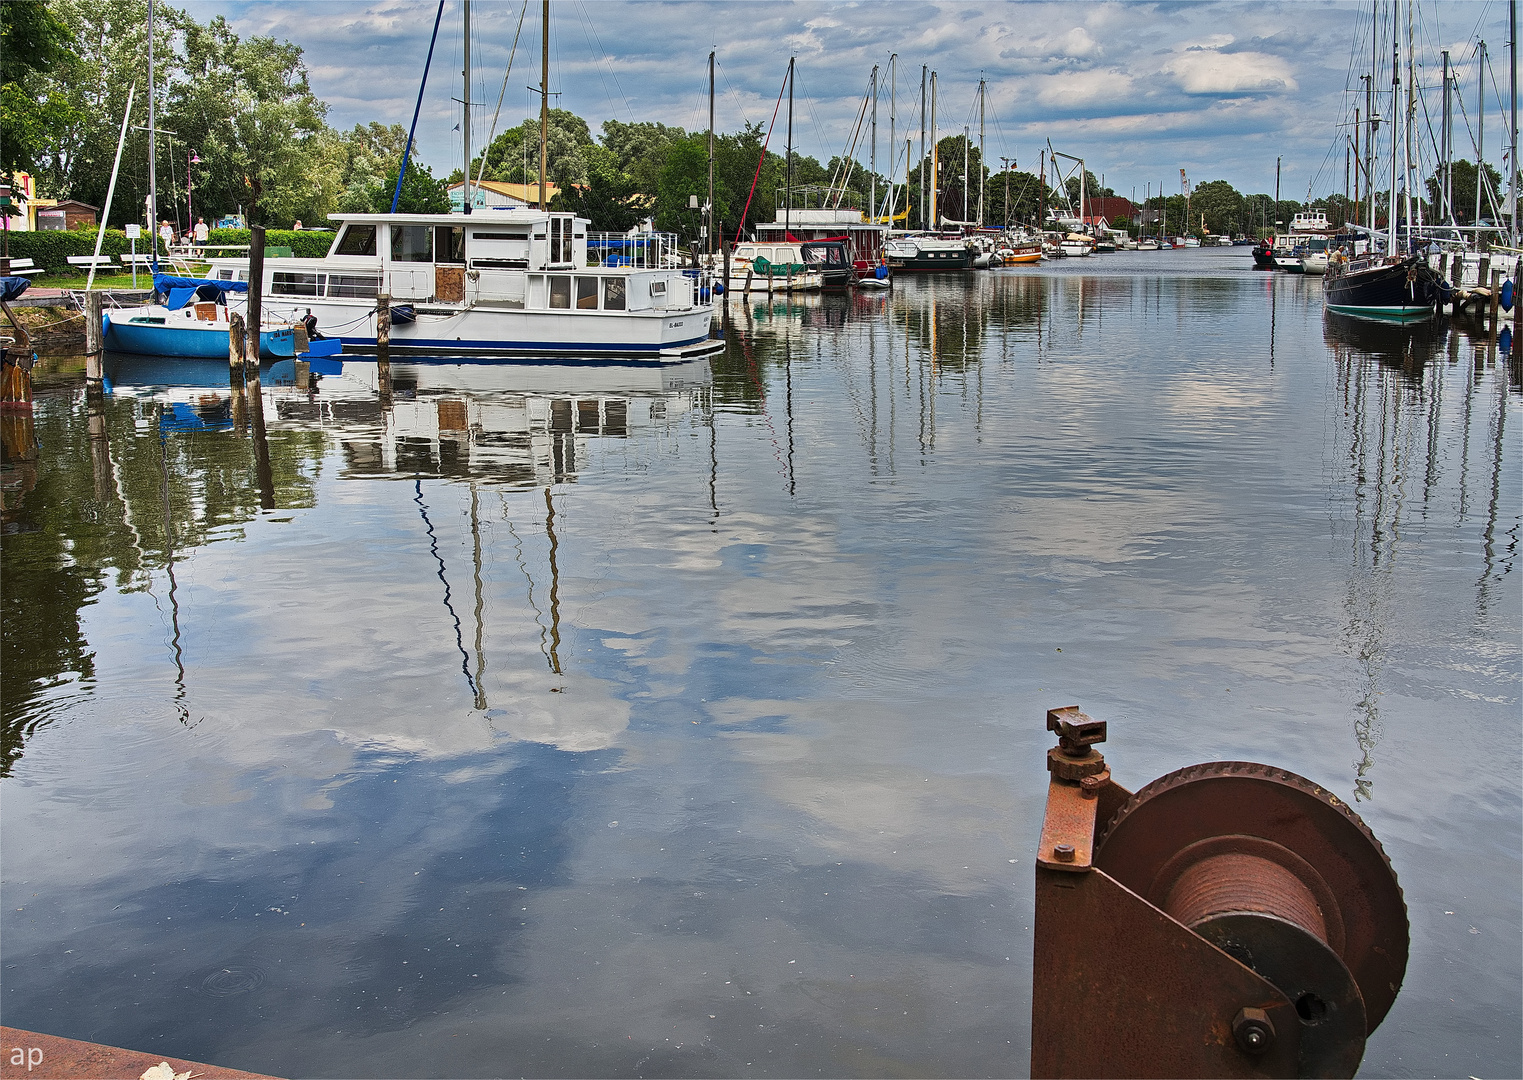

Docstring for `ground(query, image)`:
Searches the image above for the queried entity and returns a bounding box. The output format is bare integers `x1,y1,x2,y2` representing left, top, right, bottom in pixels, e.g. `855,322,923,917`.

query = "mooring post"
227,311,248,433
244,225,273,508
722,237,731,301
84,291,104,376
767,266,774,297
376,293,392,404
1489,267,1502,332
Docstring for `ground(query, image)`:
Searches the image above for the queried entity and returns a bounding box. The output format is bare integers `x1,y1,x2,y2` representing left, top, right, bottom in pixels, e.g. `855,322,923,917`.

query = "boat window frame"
390,224,434,264
575,276,599,310
602,277,626,311
548,275,572,309
435,225,465,264
334,223,378,257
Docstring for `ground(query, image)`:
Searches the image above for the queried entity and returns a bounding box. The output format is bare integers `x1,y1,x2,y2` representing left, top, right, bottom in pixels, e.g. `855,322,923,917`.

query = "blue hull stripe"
335,333,714,356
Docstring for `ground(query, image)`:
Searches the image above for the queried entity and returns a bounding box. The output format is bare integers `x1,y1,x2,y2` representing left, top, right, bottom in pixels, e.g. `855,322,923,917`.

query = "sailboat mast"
1441,52,1450,225
1405,0,1414,232
148,0,157,258
930,71,937,229
962,125,968,223
919,66,927,230
1390,2,1399,256
463,0,472,214
539,0,549,210
978,77,986,228
786,57,794,237
1369,2,1377,236
1511,0,1517,247
708,50,715,254
1477,40,1486,232
887,54,896,227
870,63,877,235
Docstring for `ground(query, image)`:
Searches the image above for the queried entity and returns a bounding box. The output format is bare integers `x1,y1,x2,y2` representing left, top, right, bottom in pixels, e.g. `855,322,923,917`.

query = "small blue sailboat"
103,275,340,360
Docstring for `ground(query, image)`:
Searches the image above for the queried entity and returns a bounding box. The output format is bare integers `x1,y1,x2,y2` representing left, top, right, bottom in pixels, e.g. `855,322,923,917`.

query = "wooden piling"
376,293,392,404
84,291,104,374
228,311,245,385
767,267,774,297
1452,253,1465,313
1489,267,1501,331
244,226,274,508
722,239,731,300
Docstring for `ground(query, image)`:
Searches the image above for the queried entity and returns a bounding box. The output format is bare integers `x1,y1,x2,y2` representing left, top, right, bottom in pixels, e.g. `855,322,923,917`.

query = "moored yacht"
207,208,718,361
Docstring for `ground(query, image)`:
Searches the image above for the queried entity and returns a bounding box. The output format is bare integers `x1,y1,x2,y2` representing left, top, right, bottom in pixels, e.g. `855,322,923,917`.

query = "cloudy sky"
196,0,1512,202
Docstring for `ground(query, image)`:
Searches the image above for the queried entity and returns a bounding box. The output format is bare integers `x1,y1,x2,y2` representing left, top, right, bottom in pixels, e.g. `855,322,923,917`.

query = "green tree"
0,0,79,198
476,108,595,188
655,138,707,238
337,122,411,212
1190,179,1243,234
601,119,686,195
552,144,639,230
361,160,450,214
1427,159,1503,224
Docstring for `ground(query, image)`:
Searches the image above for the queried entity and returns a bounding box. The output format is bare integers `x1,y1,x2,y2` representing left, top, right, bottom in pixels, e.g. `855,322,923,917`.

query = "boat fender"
712,282,724,295
390,305,416,325
1502,326,1513,353
1502,279,1515,312
876,264,888,279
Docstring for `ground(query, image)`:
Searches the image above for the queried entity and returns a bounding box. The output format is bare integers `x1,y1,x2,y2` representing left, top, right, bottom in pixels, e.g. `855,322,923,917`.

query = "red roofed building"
1081,197,1139,226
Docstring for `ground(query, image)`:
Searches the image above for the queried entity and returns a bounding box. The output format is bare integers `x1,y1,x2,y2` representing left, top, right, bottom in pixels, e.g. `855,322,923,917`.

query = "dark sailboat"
1324,254,1448,321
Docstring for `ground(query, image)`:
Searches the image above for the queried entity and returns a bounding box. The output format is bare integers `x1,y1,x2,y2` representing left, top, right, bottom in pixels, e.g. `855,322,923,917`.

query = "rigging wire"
475,0,529,191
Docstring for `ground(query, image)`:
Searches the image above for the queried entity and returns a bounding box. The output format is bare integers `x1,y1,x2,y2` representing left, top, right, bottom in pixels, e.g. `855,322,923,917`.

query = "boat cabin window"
272,271,323,297
391,225,433,263
549,217,572,265
436,226,465,264
328,273,381,298
335,224,377,256
549,276,571,308
603,278,626,310
576,276,599,310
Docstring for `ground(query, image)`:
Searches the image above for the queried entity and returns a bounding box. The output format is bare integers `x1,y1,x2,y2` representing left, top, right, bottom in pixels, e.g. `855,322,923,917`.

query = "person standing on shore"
194,217,208,248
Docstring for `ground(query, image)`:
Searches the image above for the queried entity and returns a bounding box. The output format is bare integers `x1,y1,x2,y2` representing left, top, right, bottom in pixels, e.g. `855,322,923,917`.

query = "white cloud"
1164,49,1298,96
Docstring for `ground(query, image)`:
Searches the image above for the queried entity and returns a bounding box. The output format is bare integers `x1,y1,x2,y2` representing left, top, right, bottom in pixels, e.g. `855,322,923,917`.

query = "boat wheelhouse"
208,209,718,362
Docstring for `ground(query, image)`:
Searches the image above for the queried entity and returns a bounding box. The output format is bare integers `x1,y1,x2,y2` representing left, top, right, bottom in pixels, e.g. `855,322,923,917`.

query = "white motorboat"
207,209,719,361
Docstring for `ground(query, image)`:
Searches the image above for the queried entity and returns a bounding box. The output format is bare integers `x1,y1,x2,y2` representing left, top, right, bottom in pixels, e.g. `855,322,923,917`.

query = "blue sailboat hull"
103,313,297,358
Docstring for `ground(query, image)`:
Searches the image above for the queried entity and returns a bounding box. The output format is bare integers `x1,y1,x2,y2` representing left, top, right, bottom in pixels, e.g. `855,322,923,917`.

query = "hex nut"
1232,1007,1275,1056
1053,843,1076,862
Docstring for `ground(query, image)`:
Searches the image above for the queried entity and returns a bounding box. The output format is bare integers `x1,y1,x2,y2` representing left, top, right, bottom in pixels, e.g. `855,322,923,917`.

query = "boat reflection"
1322,310,1518,798
106,355,713,488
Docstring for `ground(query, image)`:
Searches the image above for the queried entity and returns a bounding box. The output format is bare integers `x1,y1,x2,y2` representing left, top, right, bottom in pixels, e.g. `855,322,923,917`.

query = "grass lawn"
37,266,213,290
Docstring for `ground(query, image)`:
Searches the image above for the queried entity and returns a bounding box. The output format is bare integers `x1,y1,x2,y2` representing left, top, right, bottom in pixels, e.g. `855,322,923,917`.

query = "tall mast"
539,0,549,210
1390,2,1399,256
786,57,794,237
887,54,896,226
148,0,157,258
1038,149,1046,229
978,77,986,227
870,64,878,232
1477,40,1486,231
1511,0,1518,246
919,66,927,230
1441,51,1450,225
930,71,937,229
1404,0,1414,232
1369,2,1378,235
708,50,715,254
962,125,969,223
463,0,472,214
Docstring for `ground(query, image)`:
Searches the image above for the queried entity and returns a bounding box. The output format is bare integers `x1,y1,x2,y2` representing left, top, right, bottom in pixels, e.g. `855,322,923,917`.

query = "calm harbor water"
2,247,1519,1079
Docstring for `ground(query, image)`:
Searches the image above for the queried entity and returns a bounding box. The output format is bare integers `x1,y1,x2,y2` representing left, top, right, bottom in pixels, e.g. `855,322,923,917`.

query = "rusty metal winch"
1031,707,1408,1079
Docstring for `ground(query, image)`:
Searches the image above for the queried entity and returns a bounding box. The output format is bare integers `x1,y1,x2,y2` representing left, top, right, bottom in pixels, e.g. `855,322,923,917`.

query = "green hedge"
2,227,334,273
4,230,136,272
207,228,334,258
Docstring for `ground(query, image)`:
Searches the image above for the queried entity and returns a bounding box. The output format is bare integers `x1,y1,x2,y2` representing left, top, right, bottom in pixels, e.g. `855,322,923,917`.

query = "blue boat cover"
154,273,248,311
0,276,31,301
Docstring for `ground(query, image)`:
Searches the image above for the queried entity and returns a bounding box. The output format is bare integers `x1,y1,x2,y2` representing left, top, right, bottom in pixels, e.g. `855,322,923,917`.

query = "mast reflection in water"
1,253,1518,1080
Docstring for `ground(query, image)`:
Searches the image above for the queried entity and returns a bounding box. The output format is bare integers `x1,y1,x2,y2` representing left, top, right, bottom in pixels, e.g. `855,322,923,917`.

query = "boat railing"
587,231,684,270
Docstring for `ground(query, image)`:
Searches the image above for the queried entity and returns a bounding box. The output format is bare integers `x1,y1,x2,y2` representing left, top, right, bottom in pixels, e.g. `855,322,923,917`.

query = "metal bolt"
1080,774,1105,799
1053,843,1075,862
1232,1007,1275,1057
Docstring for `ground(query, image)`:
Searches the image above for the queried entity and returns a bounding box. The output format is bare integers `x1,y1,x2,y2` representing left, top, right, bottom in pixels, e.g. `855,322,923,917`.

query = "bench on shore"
66,255,116,271
2,258,45,276
118,253,155,269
